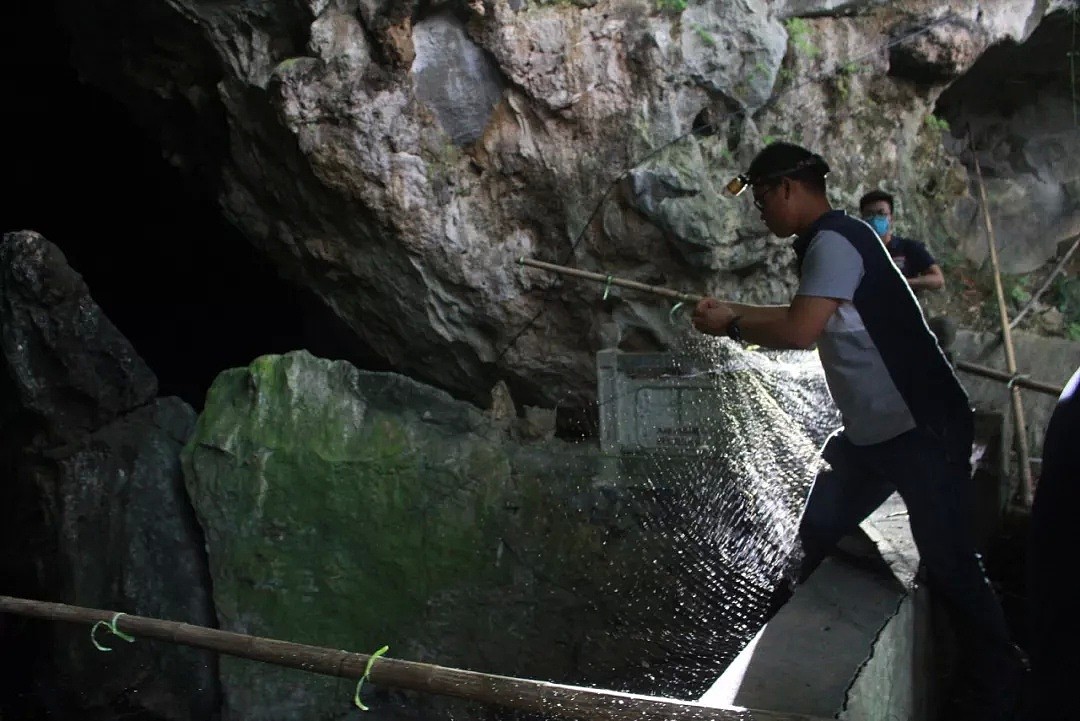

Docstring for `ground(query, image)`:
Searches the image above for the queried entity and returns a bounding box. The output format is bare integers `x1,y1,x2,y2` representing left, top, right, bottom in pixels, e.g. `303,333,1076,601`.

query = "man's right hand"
692,297,736,336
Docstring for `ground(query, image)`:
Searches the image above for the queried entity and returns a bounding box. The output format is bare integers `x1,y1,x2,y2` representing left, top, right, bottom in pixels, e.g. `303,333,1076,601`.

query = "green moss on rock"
183,351,516,719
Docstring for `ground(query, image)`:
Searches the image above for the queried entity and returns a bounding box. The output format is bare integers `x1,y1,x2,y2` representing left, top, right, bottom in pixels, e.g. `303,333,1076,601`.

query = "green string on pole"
90,612,135,652
353,645,390,711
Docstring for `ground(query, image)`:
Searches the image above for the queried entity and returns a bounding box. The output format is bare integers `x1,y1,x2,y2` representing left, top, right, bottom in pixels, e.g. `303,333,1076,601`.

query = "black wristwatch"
727,317,743,342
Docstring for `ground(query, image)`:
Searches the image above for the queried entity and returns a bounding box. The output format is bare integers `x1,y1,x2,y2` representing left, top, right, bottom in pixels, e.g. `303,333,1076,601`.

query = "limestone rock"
678,2,787,114
0,231,158,441
937,11,1080,273
487,378,517,422
1038,306,1066,335
888,17,987,83
26,397,217,721
47,1,1077,405
412,13,504,145
519,404,556,440
182,351,517,720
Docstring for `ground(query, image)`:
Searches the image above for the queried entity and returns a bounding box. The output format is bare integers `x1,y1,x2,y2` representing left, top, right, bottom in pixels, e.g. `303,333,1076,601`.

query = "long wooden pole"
954,360,1065,397
1008,232,1080,330
971,152,1034,505
522,257,1063,399
0,596,825,721
519,257,705,305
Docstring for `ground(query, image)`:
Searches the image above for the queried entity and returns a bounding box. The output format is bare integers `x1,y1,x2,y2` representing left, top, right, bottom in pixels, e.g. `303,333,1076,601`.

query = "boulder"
0,231,157,441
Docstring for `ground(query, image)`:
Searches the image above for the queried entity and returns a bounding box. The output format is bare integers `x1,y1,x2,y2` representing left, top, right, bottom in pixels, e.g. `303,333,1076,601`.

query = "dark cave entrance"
934,8,1076,132
2,4,392,716
932,7,1079,274
2,1,387,413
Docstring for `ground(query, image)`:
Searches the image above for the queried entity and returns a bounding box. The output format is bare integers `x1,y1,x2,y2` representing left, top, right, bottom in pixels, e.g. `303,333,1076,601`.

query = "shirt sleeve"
904,239,937,275
797,230,865,300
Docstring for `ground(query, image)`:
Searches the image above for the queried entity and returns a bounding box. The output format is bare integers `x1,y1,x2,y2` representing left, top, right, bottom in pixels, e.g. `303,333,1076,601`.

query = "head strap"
725,155,830,197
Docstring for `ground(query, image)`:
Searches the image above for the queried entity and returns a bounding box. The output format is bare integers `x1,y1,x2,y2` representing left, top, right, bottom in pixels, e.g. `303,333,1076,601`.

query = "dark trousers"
798,427,1019,717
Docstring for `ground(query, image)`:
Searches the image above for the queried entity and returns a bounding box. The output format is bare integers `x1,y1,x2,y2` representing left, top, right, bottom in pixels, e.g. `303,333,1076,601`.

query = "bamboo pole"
954,360,1065,397
519,257,705,305
521,256,1067,399
1008,232,1080,330
0,596,826,721
971,152,1035,505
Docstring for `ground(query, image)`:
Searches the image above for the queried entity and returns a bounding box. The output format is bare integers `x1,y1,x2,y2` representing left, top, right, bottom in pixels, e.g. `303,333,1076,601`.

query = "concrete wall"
841,586,934,721
952,329,1078,460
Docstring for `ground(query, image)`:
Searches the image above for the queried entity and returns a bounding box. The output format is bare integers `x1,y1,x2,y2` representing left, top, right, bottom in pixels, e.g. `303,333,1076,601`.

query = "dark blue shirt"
885,236,936,278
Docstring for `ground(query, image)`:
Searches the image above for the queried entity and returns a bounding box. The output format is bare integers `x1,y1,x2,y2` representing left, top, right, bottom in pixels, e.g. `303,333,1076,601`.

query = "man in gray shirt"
694,142,1021,721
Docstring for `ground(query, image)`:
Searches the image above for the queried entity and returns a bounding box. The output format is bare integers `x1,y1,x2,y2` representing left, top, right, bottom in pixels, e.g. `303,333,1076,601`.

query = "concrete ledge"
841,583,933,721
699,494,928,720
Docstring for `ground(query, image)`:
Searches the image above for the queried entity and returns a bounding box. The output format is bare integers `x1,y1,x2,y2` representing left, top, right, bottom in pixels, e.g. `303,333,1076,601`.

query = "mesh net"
563,333,841,699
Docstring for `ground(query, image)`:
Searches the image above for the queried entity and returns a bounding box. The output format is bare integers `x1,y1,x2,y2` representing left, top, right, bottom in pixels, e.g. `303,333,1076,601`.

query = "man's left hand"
692,297,736,336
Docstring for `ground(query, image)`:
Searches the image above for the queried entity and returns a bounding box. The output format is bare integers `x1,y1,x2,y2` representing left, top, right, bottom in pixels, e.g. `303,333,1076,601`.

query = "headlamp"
724,174,751,197
723,155,830,200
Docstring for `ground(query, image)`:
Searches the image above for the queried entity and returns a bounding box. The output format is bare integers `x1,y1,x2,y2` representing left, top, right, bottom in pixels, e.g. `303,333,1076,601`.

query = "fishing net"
564,332,839,699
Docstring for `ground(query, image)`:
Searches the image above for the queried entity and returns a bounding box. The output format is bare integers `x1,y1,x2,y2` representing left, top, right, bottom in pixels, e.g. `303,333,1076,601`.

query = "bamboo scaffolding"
954,360,1065,397
971,152,1035,505
1008,232,1080,330
0,595,826,721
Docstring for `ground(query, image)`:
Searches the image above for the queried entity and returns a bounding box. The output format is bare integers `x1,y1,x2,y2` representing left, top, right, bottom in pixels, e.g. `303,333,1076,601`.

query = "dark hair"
859,189,894,214
746,142,830,193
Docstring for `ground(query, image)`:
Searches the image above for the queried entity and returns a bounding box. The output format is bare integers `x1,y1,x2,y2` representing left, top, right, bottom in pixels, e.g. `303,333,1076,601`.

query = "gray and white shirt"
797,229,917,445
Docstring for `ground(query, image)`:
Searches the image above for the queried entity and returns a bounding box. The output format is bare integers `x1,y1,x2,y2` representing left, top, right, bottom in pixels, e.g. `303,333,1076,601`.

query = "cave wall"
936,8,1080,274
29,0,1080,407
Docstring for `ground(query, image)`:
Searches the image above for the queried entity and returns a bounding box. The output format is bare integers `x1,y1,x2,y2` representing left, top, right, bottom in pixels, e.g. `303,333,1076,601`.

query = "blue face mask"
865,214,890,237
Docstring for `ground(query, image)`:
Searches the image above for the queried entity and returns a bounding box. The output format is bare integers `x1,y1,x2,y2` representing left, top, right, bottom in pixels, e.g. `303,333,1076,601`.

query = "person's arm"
907,264,945,291
904,240,944,292
693,296,841,349
692,229,860,350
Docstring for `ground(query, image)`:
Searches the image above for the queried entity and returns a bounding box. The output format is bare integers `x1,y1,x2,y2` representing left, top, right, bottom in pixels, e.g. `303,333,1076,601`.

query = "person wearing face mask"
858,189,946,292
694,142,1023,721
860,189,955,358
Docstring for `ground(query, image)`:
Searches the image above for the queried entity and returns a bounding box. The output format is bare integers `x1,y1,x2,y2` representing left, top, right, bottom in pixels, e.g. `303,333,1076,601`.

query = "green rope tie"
602,275,614,301
669,301,685,323
1007,373,1029,390
353,645,389,711
90,612,135,652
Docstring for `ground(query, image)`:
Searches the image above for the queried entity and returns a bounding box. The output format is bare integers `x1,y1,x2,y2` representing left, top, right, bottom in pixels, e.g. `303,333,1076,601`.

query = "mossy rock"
183,351,521,719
